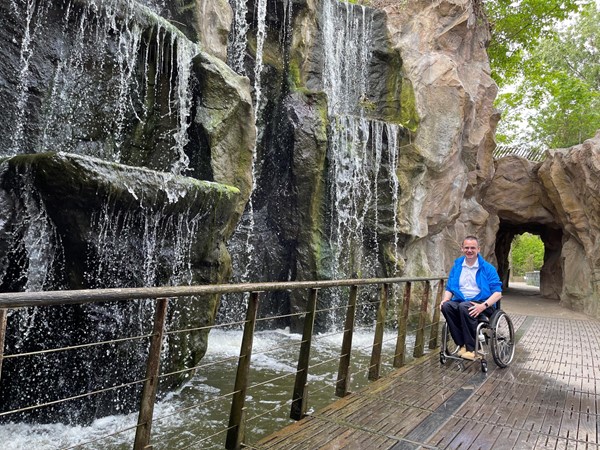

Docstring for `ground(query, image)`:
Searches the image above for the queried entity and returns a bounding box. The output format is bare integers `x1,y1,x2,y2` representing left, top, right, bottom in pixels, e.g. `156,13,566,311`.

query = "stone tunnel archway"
483,134,600,319
494,221,563,300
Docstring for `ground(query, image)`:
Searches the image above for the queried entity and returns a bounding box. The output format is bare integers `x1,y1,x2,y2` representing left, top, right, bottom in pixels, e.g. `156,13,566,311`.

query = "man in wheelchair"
440,235,503,361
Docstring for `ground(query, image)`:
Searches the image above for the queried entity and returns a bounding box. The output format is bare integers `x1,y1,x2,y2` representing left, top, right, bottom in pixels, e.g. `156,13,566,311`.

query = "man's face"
461,239,480,260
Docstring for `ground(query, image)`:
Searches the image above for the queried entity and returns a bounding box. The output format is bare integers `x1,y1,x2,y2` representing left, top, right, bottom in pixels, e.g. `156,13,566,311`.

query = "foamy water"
1,327,408,449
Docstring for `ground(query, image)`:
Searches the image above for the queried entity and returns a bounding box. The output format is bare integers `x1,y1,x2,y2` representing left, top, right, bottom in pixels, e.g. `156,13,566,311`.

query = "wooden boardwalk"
255,289,600,449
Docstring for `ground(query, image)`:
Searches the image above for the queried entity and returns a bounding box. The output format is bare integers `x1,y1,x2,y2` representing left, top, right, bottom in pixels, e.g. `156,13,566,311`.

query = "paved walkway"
501,282,591,321
255,284,600,449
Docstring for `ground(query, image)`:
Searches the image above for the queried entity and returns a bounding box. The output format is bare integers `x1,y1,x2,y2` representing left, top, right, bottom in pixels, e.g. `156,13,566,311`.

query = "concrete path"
502,282,592,321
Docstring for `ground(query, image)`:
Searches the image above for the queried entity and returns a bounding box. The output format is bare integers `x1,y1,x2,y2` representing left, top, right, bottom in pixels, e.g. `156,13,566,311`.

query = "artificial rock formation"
0,0,254,422
536,133,600,318
0,152,240,422
483,132,600,319
352,0,600,322
368,0,500,274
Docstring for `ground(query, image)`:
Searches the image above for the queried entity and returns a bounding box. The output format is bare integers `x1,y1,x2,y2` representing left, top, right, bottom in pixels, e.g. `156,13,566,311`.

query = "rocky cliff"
0,0,254,422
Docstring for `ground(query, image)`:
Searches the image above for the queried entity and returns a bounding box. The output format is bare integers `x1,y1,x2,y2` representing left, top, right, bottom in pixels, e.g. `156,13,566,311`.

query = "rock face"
483,132,600,319
0,152,240,422
339,0,500,276
370,1,600,322
0,0,253,422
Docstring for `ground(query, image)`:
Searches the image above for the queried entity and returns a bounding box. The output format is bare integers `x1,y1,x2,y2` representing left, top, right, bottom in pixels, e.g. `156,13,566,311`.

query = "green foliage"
486,1,600,148
510,233,544,276
485,0,580,86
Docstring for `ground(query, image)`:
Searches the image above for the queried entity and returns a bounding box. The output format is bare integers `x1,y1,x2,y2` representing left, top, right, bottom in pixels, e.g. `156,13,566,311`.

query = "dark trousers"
441,301,492,351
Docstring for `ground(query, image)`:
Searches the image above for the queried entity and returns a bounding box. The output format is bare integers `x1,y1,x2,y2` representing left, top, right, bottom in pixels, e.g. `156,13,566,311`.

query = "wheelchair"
439,303,515,373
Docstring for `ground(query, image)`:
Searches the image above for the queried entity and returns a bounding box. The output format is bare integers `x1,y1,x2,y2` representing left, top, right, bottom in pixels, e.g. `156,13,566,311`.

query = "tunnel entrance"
495,220,563,299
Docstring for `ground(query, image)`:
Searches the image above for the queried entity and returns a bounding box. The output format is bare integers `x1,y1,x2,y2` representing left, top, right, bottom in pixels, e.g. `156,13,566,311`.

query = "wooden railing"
0,276,446,449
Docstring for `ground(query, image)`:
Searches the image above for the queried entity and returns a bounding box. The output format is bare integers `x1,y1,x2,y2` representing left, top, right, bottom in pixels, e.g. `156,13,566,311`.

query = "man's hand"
468,301,486,317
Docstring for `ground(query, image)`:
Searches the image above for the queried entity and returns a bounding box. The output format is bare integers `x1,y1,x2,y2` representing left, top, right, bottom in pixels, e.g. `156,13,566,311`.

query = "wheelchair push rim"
490,311,516,367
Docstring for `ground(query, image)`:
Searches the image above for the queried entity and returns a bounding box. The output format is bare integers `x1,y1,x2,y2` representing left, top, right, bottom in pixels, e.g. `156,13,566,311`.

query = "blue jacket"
446,254,502,302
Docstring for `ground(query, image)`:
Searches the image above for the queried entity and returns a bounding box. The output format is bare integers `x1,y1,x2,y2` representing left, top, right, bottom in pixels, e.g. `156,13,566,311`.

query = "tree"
485,1,600,148
485,0,580,86
510,233,544,276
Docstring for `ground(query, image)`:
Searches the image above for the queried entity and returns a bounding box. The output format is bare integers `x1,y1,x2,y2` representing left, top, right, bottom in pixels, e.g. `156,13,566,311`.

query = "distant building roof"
493,144,547,162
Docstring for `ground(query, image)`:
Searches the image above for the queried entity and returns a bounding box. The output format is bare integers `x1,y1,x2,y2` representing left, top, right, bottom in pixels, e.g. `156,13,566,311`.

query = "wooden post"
413,281,431,358
0,309,7,383
428,280,445,349
393,282,411,367
134,297,169,450
290,288,318,420
226,291,260,450
368,283,389,381
336,285,358,397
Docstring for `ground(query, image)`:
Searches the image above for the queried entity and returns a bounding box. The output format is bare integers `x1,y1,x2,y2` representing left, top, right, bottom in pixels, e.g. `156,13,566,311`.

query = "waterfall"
170,35,197,175
386,123,401,264
85,197,202,289
4,0,199,176
0,0,229,424
0,150,236,422
320,0,404,326
9,0,46,156
237,0,268,284
323,0,376,279
228,0,250,75
219,0,404,329
322,0,372,116
328,115,374,279
219,0,273,325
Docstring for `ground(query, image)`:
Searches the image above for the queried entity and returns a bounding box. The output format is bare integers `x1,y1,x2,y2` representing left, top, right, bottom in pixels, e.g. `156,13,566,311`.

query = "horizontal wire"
166,319,245,336
255,311,306,322
60,422,139,449
3,333,152,359
247,371,297,390
150,390,238,425
245,397,294,423
0,285,439,448
309,355,342,370
247,340,302,358
174,425,232,450
159,354,240,380
0,378,146,417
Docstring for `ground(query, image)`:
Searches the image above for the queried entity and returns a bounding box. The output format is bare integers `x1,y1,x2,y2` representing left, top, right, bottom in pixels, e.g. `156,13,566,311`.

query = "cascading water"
0,0,418,444
227,0,250,74
219,0,405,329
1,0,209,290
219,0,273,325
321,0,404,326
323,0,375,279
4,0,197,176
84,193,202,289
0,0,235,425
0,150,236,423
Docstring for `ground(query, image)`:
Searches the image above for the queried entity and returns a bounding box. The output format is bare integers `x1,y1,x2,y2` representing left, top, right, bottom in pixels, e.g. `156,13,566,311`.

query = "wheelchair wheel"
489,311,515,367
